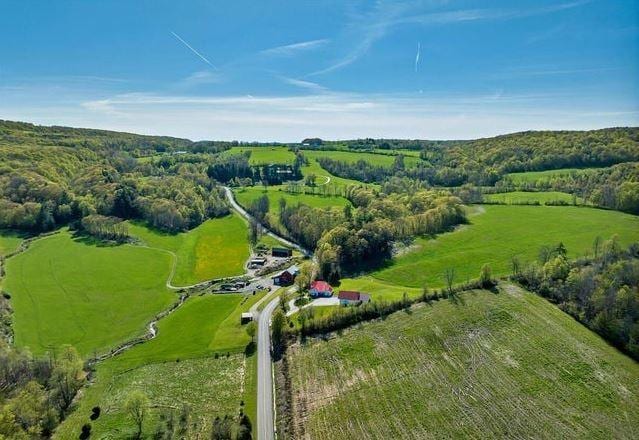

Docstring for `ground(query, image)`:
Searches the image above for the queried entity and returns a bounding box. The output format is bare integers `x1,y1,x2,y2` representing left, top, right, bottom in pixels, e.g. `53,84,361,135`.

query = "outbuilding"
338,290,371,306
272,247,293,258
241,312,254,324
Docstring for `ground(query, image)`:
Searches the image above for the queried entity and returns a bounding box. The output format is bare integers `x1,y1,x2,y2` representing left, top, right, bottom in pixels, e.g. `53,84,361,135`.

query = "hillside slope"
278,285,639,439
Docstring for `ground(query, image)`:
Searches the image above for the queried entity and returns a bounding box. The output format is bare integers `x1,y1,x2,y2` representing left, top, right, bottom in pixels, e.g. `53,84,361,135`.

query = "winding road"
223,186,312,256
223,186,306,440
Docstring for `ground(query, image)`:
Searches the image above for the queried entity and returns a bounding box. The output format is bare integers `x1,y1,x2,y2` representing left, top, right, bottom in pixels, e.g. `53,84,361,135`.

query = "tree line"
513,239,639,359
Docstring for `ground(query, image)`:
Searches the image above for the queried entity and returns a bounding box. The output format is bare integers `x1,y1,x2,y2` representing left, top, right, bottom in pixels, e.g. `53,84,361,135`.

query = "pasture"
281,285,639,439
3,230,175,357
303,150,421,167
129,214,250,286
484,191,579,204
222,146,297,164
505,167,602,183
0,230,24,256
367,204,639,288
56,291,264,438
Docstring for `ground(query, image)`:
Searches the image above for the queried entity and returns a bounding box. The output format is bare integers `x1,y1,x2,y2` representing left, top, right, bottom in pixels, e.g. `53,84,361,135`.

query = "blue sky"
1,0,637,141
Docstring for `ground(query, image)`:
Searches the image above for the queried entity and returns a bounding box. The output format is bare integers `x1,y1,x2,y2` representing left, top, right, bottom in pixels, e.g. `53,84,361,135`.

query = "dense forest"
0,121,233,233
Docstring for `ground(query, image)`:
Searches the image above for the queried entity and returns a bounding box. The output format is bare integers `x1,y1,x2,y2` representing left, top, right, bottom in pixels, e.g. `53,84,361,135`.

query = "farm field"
368,204,639,289
129,213,250,286
281,285,639,440
56,291,264,438
222,146,296,164
504,167,603,183
2,230,175,357
303,150,421,167
0,230,25,256
484,191,580,204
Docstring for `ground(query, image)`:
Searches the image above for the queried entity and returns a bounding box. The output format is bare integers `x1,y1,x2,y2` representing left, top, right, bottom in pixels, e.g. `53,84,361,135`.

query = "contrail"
414,41,421,72
170,31,217,69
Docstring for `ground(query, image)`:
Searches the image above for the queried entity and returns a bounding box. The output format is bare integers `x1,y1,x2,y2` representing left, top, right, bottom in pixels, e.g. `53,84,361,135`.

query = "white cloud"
179,70,224,88
38,90,631,142
260,39,330,56
279,76,327,93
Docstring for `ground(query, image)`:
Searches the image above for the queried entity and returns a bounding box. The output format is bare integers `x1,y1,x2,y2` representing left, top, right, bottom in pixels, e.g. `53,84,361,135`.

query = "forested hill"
315,127,639,187
0,120,235,234
433,127,639,174
0,119,236,155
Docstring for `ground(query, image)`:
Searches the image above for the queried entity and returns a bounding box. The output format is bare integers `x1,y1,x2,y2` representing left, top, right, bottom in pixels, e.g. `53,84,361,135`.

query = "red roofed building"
338,290,371,306
309,280,333,298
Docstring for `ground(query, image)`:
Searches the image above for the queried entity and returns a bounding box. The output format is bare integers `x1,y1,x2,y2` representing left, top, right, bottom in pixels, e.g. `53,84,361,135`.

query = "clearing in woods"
483,191,581,204
303,150,421,167
129,213,250,286
504,167,605,183
280,285,639,440
366,204,639,289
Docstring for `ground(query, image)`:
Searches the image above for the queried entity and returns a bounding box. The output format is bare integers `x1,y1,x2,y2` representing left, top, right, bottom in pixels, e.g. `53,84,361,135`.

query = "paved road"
257,296,280,440
223,186,304,440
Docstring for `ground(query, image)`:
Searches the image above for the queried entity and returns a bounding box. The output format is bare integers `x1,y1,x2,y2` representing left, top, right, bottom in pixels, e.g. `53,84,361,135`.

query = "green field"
56,291,264,438
0,230,24,256
129,214,250,286
365,205,639,289
484,191,579,204
3,230,175,357
234,186,350,211
337,276,421,302
234,186,350,233
223,146,297,164
505,167,602,183
282,285,639,439
304,150,421,167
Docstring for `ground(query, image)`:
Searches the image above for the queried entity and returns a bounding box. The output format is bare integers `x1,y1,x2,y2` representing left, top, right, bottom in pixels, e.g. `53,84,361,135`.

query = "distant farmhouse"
338,290,371,306
272,265,299,286
272,247,292,258
310,280,333,298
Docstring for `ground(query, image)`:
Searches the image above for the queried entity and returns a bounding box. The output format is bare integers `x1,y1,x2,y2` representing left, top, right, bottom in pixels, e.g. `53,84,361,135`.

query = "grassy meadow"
3,230,175,357
0,230,25,256
303,150,421,167
505,167,603,183
222,146,297,164
484,191,580,204
281,285,639,439
129,213,250,286
56,291,265,438
366,204,639,289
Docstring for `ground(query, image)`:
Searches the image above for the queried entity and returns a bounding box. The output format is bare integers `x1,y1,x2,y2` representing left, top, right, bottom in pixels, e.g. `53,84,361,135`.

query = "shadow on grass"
71,231,127,248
